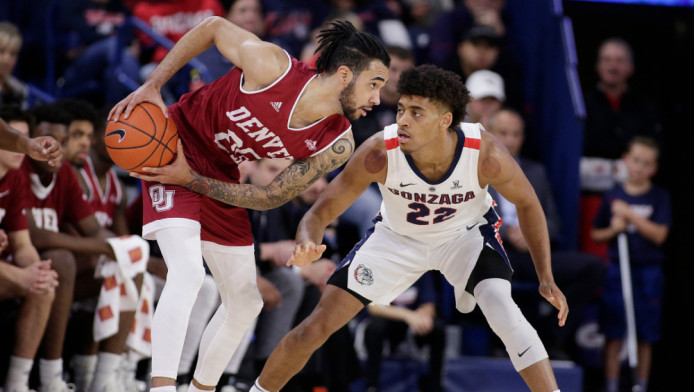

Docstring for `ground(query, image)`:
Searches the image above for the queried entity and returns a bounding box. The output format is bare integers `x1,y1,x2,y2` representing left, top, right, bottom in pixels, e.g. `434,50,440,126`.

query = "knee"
291,316,333,349
42,249,76,285
166,261,206,292
26,286,56,305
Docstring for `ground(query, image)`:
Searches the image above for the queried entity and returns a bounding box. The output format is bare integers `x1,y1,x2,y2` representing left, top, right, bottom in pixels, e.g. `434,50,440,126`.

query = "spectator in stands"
261,0,332,58
195,0,266,80
465,69,504,128
591,137,670,392
134,0,225,100
487,108,605,360
580,38,662,256
0,22,28,109
428,0,508,71
362,272,445,392
0,107,58,392
57,0,140,107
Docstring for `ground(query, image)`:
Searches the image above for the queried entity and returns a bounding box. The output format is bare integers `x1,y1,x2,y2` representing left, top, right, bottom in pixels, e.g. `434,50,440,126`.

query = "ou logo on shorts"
149,184,175,212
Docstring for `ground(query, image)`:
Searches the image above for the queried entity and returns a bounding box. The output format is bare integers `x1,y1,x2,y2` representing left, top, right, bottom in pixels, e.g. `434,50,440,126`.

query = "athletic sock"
249,379,271,392
72,354,97,392
4,356,33,390
39,358,64,387
90,352,122,392
151,386,177,392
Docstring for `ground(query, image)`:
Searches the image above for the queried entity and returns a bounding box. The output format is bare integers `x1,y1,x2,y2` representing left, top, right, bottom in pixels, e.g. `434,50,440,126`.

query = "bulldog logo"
353,264,374,286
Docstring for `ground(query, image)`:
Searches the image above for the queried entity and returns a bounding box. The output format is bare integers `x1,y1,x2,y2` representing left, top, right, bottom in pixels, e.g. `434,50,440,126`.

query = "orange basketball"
104,102,178,174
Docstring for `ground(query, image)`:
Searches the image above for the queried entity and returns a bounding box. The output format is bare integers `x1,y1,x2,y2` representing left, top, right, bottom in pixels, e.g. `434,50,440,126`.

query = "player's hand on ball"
131,140,195,186
539,281,568,327
110,81,168,122
287,241,327,267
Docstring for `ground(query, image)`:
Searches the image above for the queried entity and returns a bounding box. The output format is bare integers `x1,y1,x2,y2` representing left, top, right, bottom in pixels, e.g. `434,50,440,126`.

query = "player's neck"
410,128,458,181
293,75,342,122
624,179,652,195
90,152,112,177
0,165,8,180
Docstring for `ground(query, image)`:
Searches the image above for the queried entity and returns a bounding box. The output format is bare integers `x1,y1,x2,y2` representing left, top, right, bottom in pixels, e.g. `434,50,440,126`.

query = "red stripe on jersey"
385,138,399,150
464,137,481,150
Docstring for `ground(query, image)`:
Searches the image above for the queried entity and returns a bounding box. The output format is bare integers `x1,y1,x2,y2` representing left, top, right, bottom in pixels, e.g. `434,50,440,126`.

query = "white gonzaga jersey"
377,122,494,245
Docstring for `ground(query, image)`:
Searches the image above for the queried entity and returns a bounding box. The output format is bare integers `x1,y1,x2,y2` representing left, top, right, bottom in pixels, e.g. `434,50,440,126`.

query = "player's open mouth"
361,107,372,116
397,130,410,143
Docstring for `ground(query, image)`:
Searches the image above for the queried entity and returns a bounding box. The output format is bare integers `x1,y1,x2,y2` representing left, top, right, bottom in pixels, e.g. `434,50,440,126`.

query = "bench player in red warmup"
109,16,389,392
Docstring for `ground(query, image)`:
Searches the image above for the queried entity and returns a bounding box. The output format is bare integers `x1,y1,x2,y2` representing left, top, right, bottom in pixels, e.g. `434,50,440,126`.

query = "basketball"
104,102,178,174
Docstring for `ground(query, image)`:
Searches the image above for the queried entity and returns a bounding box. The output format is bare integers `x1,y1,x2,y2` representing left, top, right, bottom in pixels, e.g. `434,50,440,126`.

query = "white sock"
249,379,271,392
39,358,63,386
120,352,141,387
4,356,33,390
151,386,177,392
90,352,122,392
72,354,97,392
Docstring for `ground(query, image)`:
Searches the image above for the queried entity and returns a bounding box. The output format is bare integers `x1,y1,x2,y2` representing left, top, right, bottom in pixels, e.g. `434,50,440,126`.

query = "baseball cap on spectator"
461,25,501,46
466,70,506,101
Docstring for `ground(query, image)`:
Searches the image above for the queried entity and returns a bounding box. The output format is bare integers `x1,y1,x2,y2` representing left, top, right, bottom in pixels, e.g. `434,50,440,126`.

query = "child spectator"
591,137,671,392
0,22,28,109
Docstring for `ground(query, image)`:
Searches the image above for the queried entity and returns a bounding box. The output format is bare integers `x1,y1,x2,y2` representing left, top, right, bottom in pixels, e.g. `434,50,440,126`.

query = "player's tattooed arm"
184,134,355,210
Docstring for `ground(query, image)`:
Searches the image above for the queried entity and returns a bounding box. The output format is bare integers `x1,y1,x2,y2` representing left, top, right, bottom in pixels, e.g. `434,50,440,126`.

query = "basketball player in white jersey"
249,65,568,392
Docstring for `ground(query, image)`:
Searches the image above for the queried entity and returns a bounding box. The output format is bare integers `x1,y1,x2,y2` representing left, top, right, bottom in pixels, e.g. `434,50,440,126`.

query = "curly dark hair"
55,98,100,129
397,64,470,127
0,106,34,128
314,20,390,75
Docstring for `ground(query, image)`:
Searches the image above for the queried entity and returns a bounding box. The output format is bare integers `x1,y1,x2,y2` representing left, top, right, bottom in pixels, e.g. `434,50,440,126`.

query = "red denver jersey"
142,54,351,246
79,157,123,229
169,53,352,181
20,159,94,232
0,169,29,233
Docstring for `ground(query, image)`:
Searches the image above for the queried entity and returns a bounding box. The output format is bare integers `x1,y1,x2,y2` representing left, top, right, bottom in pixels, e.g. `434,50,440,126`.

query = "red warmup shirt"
0,169,30,233
20,159,94,232
79,157,123,229
134,0,224,63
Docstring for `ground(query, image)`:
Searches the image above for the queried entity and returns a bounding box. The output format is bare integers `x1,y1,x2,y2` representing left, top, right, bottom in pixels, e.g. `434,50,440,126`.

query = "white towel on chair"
93,235,150,341
127,272,155,357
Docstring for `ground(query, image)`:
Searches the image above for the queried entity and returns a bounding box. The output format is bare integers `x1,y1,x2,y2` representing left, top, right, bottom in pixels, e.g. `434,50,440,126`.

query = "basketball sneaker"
39,379,75,392
4,384,36,392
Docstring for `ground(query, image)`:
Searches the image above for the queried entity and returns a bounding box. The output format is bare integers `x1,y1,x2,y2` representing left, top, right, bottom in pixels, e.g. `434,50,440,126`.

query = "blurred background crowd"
1,0,693,391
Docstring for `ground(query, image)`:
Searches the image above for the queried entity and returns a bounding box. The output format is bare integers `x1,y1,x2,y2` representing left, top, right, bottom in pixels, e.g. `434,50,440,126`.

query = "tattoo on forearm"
184,136,354,210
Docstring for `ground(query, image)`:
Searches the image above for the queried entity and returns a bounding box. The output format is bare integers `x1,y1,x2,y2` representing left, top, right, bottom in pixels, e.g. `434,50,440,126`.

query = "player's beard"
339,79,360,121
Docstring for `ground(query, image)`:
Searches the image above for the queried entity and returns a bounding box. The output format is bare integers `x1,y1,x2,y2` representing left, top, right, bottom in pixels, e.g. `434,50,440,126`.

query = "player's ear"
441,112,453,129
336,65,353,86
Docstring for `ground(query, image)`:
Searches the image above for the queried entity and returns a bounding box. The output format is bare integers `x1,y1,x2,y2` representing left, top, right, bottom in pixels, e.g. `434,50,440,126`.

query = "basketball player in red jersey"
109,16,389,392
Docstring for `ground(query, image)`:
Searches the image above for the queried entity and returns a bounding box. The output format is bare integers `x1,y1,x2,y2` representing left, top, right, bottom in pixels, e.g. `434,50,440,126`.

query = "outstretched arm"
478,131,568,326
0,118,62,166
132,133,356,210
290,133,387,266
110,16,288,120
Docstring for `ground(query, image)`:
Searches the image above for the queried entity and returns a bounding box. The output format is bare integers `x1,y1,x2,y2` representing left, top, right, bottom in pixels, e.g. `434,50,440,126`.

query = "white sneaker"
220,386,239,392
4,384,36,392
39,379,75,392
176,384,188,392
